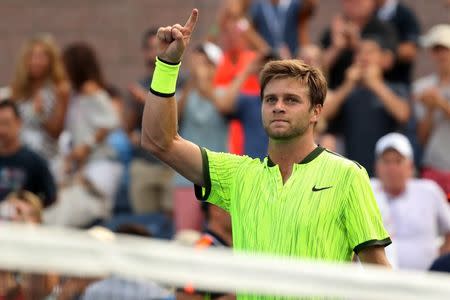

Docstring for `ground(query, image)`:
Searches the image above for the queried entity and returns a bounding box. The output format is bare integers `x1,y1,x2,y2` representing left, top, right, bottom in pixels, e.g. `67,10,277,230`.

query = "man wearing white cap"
371,132,450,270
413,24,450,198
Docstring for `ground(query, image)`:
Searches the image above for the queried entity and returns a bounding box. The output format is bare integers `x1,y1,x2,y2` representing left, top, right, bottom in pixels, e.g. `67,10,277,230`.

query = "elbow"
140,131,175,157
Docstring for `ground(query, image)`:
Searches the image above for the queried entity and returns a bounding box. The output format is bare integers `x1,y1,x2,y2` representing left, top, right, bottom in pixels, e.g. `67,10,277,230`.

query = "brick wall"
0,0,448,90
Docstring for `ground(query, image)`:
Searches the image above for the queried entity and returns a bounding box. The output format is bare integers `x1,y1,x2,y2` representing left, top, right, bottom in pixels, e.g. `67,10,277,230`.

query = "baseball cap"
420,24,450,49
199,42,223,66
375,133,414,160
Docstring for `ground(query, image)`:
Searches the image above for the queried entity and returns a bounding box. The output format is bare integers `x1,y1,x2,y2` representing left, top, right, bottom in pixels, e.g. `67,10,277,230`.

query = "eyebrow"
263,93,302,99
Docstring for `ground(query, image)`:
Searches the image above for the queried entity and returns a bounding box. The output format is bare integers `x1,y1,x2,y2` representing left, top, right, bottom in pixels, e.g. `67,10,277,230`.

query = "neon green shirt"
195,146,391,261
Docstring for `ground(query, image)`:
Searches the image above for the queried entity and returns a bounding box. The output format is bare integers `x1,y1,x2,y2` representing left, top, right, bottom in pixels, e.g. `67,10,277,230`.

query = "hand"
418,88,441,111
331,15,347,49
156,9,199,63
128,83,147,103
361,64,383,90
345,64,362,85
69,144,91,165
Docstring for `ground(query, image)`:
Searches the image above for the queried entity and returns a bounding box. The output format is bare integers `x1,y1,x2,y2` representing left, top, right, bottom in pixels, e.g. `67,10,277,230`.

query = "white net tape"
0,223,449,300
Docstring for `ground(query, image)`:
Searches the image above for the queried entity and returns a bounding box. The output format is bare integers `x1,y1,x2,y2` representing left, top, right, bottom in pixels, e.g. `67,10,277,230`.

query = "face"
430,45,450,72
28,43,51,80
375,149,413,193
0,108,21,149
143,35,158,70
355,40,384,68
341,0,375,21
262,77,320,141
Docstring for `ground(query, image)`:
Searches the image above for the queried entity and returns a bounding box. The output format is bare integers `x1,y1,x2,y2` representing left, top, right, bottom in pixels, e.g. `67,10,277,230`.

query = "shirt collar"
267,146,325,167
377,0,398,21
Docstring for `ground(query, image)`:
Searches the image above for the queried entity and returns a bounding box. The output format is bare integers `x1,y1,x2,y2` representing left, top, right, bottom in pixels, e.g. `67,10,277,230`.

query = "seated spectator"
248,0,318,57
43,43,122,227
321,0,397,89
371,133,450,270
174,42,228,232
9,34,70,172
323,35,410,175
0,100,56,207
375,0,421,87
126,28,174,217
413,24,450,199
177,203,232,300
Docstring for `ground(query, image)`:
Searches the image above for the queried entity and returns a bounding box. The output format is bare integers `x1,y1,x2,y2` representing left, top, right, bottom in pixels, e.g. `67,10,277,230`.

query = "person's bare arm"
322,65,360,121
358,246,391,267
417,109,435,145
440,233,450,255
141,9,204,187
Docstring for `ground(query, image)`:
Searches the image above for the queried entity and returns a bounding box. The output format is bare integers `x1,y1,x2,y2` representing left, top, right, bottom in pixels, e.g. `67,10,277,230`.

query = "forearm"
322,46,343,72
371,82,410,124
142,93,178,153
417,111,434,145
358,247,392,267
322,81,354,120
440,234,450,255
437,97,450,118
211,71,249,114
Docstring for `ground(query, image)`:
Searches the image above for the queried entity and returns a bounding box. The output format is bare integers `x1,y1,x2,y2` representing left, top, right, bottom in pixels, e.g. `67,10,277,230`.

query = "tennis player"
142,9,391,267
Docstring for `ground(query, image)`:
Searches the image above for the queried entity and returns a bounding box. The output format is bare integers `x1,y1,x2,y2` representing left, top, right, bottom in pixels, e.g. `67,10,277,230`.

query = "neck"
207,222,232,246
384,184,406,198
268,131,317,182
0,140,21,156
30,78,46,94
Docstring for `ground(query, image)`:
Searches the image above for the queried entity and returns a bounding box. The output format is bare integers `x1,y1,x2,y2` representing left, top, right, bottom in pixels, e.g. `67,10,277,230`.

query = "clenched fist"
156,9,199,64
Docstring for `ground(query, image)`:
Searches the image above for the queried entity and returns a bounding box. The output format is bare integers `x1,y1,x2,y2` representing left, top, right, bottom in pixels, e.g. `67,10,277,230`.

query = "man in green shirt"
142,9,391,267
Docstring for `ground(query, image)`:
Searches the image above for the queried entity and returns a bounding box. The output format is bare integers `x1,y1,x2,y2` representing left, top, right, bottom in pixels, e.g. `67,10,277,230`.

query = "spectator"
9,34,70,170
413,24,450,199
43,43,122,227
0,100,56,207
321,0,397,89
323,35,410,175
174,43,228,232
215,15,265,156
371,133,450,270
105,85,133,215
249,0,318,57
126,28,174,216
375,0,421,87
177,204,232,300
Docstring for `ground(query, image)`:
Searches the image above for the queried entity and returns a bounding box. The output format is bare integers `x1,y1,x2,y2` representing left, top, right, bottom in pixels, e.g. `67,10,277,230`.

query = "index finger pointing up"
184,8,198,32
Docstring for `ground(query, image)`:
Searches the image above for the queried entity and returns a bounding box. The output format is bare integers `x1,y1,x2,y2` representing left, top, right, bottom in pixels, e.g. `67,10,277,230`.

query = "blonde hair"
11,33,67,100
260,59,328,107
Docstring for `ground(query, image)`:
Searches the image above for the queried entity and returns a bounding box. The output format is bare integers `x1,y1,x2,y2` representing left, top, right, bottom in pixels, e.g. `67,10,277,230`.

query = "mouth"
271,120,289,124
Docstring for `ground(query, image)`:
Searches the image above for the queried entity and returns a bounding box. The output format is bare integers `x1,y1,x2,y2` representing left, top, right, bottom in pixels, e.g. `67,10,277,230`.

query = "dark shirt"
234,94,268,160
430,254,450,273
341,83,409,176
321,16,397,89
250,0,303,55
378,2,421,86
0,146,56,207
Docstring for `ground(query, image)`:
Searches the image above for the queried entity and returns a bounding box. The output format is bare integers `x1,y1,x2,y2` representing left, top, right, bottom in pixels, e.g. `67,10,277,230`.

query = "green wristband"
149,57,181,97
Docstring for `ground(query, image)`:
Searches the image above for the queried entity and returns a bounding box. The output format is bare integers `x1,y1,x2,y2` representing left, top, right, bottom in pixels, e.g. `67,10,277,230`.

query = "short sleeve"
344,165,392,253
32,155,57,207
429,181,450,235
396,6,421,43
90,95,119,130
194,147,248,212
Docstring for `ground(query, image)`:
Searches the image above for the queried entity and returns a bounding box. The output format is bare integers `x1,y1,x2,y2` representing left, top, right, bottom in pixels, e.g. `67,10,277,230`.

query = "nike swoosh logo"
312,185,333,192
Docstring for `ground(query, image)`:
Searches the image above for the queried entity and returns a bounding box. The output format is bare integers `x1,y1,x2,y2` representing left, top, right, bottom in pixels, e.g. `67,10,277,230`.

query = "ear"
310,104,322,123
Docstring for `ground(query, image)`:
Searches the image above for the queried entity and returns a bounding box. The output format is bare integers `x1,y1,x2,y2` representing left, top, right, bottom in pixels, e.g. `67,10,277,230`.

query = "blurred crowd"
1,0,450,299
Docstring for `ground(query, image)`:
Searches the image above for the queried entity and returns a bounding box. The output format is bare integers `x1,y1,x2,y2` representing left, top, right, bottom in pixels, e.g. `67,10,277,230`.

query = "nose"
272,98,286,114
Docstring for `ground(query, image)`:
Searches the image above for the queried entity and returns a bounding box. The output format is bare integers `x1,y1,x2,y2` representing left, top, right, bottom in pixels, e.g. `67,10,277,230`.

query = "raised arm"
141,9,204,187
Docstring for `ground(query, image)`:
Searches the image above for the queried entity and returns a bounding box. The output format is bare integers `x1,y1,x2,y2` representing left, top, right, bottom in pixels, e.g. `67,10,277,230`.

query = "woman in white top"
10,34,70,167
43,42,122,227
